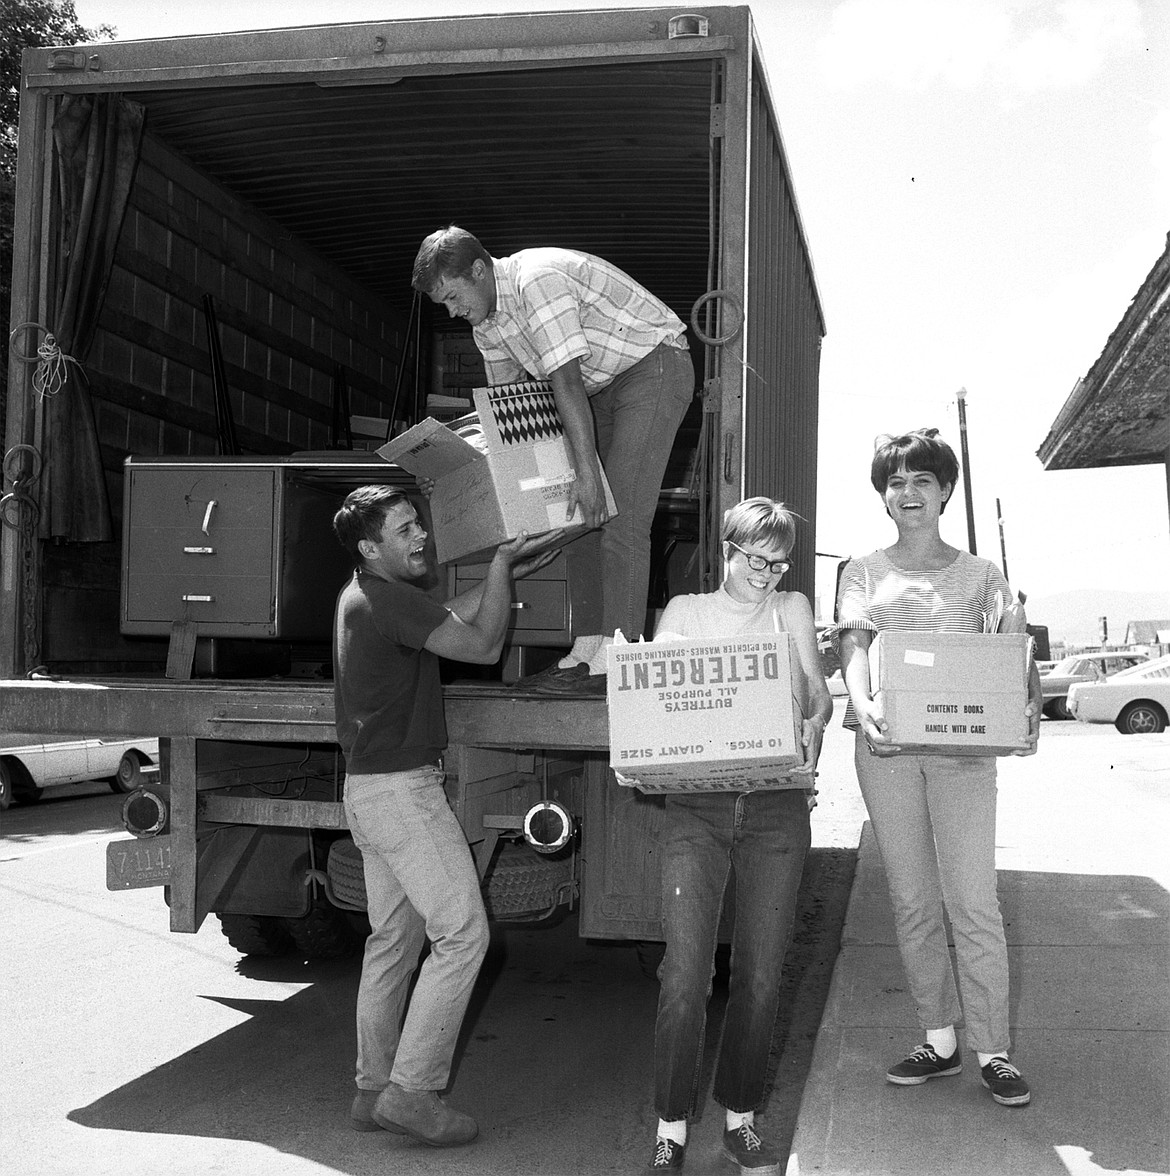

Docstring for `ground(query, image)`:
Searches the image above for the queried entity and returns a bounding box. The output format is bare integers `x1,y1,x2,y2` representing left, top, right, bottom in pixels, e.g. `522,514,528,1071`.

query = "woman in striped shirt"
836,429,1040,1109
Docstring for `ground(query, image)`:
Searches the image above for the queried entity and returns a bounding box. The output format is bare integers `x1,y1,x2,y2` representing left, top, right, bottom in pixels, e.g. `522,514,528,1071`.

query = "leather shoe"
512,661,588,692
350,1088,403,1133
372,1082,478,1147
526,664,607,696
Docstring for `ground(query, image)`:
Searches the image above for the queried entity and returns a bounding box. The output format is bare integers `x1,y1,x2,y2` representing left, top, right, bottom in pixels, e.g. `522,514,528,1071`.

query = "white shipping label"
519,472,574,491
904,649,935,667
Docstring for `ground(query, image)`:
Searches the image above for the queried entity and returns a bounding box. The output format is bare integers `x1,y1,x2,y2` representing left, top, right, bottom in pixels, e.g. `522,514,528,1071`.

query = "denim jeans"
565,342,693,642
654,788,811,1119
343,764,489,1093
852,730,1010,1054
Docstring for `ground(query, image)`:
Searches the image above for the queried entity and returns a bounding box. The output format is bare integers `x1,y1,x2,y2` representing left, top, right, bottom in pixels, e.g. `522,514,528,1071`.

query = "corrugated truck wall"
89,133,412,528
43,131,411,672
742,65,823,603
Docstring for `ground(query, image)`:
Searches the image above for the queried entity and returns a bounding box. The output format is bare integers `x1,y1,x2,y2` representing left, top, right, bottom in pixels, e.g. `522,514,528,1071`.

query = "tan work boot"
372,1082,478,1146
350,1088,403,1133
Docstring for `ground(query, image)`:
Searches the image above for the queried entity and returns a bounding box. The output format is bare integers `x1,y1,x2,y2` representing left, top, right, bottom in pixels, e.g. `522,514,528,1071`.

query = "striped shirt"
473,248,687,393
835,548,1014,728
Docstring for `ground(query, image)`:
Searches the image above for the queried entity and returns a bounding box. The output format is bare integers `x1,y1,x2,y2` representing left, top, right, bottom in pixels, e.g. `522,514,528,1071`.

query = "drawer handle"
183,546,215,554
201,500,216,535
511,602,528,610
182,594,215,603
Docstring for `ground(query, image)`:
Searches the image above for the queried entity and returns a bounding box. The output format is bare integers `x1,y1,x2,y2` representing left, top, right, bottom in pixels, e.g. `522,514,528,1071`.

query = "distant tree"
1,1,114,429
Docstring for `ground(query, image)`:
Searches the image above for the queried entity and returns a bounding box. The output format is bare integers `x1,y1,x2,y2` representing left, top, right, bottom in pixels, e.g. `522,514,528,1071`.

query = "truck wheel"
0,762,12,810
109,750,143,794
217,914,294,957
482,842,572,922
326,838,368,910
1116,701,1167,735
282,901,363,959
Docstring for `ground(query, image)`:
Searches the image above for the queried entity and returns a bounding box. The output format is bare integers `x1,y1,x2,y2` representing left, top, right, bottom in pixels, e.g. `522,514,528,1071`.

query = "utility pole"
996,497,1009,583
955,386,977,554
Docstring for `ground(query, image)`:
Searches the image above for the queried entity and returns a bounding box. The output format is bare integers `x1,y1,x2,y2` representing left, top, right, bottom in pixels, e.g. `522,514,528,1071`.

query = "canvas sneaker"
886,1044,963,1085
722,1122,780,1174
980,1057,1031,1106
647,1137,685,1171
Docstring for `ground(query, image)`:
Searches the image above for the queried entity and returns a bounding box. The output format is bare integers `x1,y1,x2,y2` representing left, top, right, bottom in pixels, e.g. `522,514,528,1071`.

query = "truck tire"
327,837,368,910
217,913,294,957
282,900,363,959
482,842,572,922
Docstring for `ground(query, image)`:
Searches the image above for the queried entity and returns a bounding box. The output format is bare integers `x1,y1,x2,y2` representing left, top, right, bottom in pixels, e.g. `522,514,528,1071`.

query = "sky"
71,0,1170,629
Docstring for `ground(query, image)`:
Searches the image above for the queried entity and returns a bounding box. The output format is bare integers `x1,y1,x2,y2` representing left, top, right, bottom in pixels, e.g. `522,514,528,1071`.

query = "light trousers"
344,764,489,1092
853,730,1011,1054
565,342,694,642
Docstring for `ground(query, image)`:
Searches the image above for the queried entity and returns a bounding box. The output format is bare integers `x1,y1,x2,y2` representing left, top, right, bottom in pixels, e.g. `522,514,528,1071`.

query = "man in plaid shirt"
412,225,694,693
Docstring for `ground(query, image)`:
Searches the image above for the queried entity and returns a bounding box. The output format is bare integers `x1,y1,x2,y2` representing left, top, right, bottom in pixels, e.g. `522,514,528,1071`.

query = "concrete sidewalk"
785,726,1169,1176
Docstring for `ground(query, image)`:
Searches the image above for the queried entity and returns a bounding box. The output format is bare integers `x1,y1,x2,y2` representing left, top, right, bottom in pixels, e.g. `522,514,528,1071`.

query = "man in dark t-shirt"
332,485,553,1147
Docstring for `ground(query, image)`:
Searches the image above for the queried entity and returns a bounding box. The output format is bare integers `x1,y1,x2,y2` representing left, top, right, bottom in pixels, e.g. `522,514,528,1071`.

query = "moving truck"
1,6,824,955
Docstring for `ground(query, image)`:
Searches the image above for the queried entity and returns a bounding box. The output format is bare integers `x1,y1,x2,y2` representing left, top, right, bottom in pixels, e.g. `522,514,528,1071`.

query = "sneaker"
647,1136,685,1171
722,1123,780,1174
980,1057,1031,1106
886,1044,962,1085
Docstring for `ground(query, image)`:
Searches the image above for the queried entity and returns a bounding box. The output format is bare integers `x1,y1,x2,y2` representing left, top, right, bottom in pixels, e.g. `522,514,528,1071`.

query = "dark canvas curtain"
41,93,144,541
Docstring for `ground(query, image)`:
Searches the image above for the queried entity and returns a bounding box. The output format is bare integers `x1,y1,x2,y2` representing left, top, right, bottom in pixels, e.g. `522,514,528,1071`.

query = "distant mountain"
1022,588,1170,647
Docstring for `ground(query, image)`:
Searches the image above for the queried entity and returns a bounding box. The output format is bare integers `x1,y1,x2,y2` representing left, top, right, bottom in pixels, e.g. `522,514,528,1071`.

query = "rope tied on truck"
8,321,87,400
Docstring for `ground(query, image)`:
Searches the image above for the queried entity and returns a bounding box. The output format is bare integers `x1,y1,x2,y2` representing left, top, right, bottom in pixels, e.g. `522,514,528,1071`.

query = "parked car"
1039,651,1150,719
0,737,159,809
1067,655,1170,734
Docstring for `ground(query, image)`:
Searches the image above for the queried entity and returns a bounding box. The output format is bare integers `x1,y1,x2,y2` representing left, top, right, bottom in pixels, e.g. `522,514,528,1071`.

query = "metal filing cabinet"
451,553,571,643
120,456,405,640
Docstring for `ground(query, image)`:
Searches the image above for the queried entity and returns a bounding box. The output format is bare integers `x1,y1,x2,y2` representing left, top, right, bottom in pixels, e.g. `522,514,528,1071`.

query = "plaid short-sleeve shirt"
472,248,687,392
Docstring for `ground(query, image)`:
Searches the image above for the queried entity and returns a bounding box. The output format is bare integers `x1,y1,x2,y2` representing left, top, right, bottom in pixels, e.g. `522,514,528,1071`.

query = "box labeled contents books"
869,631,1032,756
378,382,616,564
606,634,806,793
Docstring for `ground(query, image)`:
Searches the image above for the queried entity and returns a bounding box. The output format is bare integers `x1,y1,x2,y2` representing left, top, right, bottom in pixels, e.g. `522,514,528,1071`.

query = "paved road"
2,708,1151,1176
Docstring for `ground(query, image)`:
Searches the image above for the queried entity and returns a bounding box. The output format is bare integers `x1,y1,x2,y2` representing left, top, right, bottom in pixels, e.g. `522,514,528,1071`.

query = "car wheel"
109,750,143,794
1115,702,1167,736
3,758,42,805
1051,697,1073,721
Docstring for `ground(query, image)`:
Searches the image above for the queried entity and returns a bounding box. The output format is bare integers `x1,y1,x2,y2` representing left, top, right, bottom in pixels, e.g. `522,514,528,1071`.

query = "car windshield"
1110,654,1170,681
1048,657,1090,675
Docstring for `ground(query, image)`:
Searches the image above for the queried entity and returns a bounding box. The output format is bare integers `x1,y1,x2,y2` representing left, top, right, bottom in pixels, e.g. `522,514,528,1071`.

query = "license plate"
106,836,173,890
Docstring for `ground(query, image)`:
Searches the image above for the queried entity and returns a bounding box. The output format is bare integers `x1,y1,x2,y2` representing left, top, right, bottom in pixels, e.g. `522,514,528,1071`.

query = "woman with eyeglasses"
644,497,832,1174
835,429,1041,1111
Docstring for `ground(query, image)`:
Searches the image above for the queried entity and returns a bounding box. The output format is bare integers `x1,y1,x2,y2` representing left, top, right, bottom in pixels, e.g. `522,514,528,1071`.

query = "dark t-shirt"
333,568,450,774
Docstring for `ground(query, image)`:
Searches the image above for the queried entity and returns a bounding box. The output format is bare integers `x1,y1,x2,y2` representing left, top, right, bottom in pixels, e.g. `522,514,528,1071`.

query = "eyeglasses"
727,541,790,575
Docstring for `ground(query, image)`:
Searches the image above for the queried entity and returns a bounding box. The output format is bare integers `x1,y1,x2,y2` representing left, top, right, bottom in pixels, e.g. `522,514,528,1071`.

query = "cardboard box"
869,631,1032,756
606,634,807,793
378,382,616,564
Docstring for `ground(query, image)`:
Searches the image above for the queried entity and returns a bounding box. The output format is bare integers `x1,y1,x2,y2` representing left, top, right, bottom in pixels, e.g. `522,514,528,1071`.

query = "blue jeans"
852,730,1010,1054
566,342,693,641
654,788,811,1119
344,765,489,1093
